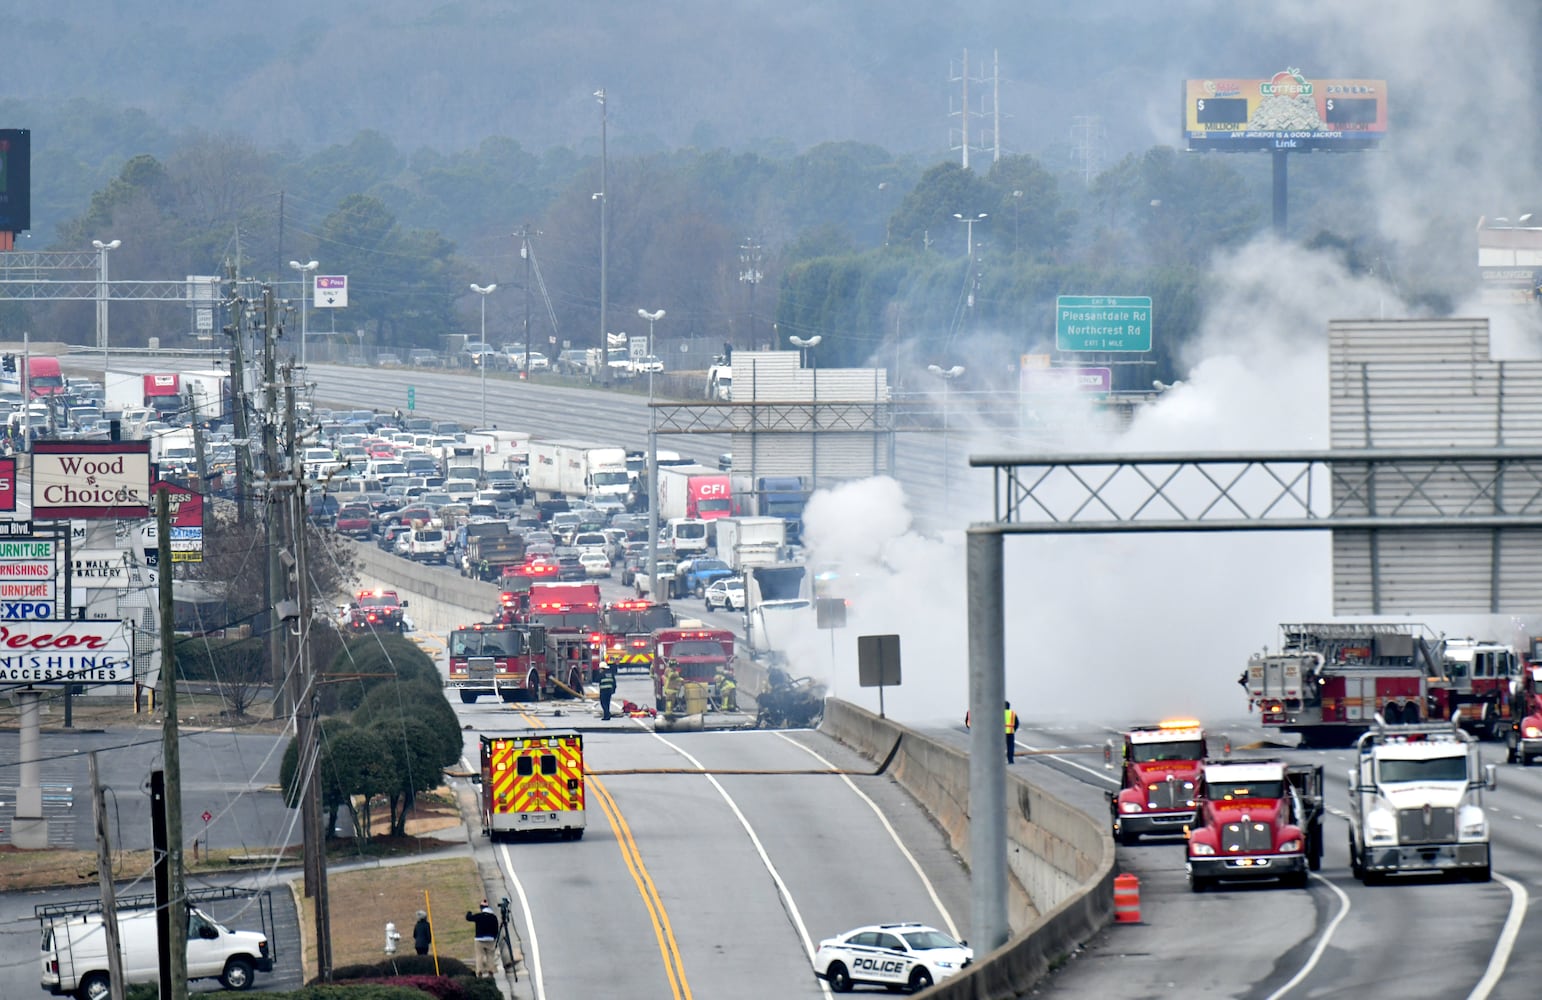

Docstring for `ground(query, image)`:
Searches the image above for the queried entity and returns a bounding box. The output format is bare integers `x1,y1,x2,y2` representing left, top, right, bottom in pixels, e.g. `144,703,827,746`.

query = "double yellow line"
518,713,692,999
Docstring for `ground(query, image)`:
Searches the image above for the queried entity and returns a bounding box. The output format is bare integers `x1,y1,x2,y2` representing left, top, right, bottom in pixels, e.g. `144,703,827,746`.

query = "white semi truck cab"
1346,718,1496,883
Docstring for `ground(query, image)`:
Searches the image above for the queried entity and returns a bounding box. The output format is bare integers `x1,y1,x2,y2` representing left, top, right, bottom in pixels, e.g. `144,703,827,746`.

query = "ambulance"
480,732,586,840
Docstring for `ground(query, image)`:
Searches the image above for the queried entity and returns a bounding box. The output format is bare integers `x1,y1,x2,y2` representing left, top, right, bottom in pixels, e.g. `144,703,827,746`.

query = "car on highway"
703,577,745,611
812,922,972,995
579,550,612,578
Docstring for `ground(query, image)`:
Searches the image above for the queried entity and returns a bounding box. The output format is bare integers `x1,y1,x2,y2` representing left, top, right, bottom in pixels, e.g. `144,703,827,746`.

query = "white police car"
812,922,971,993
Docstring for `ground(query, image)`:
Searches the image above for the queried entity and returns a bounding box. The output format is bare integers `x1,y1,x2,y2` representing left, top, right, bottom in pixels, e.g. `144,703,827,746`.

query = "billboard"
0,455,15,512
1185,70,1387,151
0,620,135,685
0,129,30,232
31,442,151,520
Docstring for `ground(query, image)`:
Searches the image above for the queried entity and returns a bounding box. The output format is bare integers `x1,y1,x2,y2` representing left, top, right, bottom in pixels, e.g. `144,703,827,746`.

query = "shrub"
328,955,475,981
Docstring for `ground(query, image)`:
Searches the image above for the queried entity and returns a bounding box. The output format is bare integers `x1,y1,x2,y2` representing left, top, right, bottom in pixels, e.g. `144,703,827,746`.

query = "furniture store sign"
31,442,151,520
0,620,134,684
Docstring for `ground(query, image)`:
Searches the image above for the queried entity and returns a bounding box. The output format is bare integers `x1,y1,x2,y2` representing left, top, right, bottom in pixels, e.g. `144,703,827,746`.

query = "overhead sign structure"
1056,296,1152,353
1185,70,1388,152
31,442,151,520
314,274,348,308
1022,367,1112,394
0,620,135,685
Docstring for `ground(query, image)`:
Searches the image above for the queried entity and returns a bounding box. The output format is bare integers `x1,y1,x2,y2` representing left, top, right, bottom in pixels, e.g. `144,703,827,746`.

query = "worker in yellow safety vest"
720,667,738,712
966,701,1020,764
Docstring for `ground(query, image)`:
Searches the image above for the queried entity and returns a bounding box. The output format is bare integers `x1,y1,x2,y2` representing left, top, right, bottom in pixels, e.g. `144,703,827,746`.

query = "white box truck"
528,440,628,502
714,516,786,570
39,893,275,999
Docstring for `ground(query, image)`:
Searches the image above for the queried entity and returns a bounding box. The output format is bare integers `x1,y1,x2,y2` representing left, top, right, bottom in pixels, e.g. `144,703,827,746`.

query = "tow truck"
346,589,407,633
1346,718,1495,882
1107,719,1208,846
1186,758,1324,892
447,622,548,703
598,599,678,675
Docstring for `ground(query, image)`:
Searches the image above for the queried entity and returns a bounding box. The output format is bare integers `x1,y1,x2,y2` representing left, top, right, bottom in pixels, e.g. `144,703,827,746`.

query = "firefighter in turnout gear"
598,665,617,720
721,666,738,712
663,664,684,715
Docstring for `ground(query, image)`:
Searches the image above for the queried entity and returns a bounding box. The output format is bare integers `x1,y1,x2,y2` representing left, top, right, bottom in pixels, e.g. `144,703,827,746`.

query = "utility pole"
262,285,289,718
154,488,189,1000
226,267,253,524
596,89,608,372
89,751,126,1000
519,226,534,380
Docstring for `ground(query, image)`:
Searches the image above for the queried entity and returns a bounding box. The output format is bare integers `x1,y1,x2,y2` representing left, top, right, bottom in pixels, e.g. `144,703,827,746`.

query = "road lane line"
1467,872,1528,1000
652,732,834,999
589,776,692,1000
496,842,547,1000
518,713,691,998
775,731,960,940
1262,872,1352,1000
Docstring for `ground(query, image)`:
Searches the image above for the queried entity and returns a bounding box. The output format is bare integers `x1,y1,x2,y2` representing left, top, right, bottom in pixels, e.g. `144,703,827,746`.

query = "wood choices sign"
31,442,151,520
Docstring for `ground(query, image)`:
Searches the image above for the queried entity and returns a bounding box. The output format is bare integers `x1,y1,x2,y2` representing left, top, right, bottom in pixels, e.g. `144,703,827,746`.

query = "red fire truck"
1505,639,1542,764
1430,637,1521,740
1108,720,1208,846
494,561,560,622
1244,623,1444,748
527,581,604,690
653,625,736,712
448,622,547,704
598,599,678,675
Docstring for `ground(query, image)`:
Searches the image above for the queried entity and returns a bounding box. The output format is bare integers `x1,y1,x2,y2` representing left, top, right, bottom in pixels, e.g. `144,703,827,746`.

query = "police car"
812,922,972,993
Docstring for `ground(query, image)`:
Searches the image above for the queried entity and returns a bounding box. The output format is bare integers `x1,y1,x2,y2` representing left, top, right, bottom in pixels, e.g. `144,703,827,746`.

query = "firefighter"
598,665,616,720
709,668,726,710
721,667,738,712
663,664,684,715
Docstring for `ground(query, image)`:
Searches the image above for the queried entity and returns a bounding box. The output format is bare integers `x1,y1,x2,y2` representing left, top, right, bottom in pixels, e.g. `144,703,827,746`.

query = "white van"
40,902,273,999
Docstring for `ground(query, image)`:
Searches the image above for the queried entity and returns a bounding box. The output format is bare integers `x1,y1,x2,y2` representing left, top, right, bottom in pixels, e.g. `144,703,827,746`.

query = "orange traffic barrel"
1113,873,1141,924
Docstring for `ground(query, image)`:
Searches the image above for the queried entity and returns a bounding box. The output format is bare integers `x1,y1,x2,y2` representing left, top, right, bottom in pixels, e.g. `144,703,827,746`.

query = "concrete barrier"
821,699,1114,999
348,539,500,634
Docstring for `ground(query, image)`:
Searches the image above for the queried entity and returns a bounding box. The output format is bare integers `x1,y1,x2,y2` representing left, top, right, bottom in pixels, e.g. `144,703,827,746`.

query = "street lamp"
289,260,319,369
789,335,822,491
93,239,121,379
470,283,497,427
952,212,987,258
928,364,966,517
638,307,666,598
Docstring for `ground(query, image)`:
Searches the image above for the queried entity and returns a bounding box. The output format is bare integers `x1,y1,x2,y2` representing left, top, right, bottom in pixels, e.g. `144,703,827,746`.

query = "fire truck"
448,622,548,704
480,732,585,840
1186,758,1324,892
1432,637,1521,740
653,625,736,712
1107,720,1208,846
1505,644,1542,764
598,599,678,675
1244,623,1444,747
526,581,604,691
493,562,560,622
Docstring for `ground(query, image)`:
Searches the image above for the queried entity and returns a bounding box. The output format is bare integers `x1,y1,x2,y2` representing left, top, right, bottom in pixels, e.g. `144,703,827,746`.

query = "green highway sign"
407,385,416,411
1056,295,1152,352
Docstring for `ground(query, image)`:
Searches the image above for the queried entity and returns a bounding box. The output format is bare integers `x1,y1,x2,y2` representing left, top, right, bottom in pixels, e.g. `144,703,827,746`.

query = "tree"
319,725,396,842
173,636,267,719
322,635,439,713
352,679,462,773
368,716,446,837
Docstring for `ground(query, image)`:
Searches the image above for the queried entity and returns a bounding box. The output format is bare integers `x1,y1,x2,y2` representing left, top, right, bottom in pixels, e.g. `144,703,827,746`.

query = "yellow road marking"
520,716,692,998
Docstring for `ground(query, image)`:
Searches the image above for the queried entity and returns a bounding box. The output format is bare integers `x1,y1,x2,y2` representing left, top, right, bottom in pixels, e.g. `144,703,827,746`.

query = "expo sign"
0,620,134,685
32,442,150,520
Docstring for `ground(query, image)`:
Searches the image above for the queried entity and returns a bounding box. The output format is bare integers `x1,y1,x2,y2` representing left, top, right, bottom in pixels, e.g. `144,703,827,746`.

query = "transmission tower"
1070,115,1106,186
949,49,992,169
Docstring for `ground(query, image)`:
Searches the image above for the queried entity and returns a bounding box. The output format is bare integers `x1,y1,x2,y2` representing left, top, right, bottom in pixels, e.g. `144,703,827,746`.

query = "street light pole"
952,212,988,258
596,89,608,372
639,307,666,598
927,364,966,517
93,239,121,380
471,283,497,427
288,260,318,369
789,335,822,491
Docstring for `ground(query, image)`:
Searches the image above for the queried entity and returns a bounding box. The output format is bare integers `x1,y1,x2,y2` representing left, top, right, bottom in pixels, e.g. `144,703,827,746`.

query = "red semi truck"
1185,758,1323,892
657,464,733,521
1108,719,1208,846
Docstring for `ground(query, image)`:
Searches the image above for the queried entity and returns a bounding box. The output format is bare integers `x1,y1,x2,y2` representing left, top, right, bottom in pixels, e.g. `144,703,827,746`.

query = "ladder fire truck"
480,732,586,840
1245,623,1444,748
448,622,547,704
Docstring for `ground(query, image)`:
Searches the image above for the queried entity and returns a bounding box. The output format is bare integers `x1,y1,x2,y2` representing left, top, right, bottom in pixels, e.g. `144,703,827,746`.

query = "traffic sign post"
1056,295,1152,352
407,386,416,412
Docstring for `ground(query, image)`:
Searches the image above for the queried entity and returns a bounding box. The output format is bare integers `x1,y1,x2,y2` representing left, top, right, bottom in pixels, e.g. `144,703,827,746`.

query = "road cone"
1113,873,1141,924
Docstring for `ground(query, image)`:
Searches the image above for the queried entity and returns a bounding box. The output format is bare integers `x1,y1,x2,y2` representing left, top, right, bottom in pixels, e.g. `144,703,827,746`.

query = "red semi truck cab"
143,373,182,417
1109,720,1207,845
1185,758,1323,892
